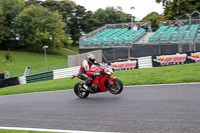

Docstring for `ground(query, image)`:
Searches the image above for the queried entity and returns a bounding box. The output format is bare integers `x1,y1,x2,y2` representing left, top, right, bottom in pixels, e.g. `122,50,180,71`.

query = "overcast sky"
71,0,164,20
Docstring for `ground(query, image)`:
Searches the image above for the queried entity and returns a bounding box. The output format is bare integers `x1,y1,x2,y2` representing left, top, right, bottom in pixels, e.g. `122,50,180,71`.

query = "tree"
0,6,5,43
41,0,77,45
155,0,170,6
92,7,131,27
0,0,25,42
80,11,100,33
15,5,67,52
162,0,200,20
156,0,200,20
41,0,97,45
141,12,162,31
25,0,42,6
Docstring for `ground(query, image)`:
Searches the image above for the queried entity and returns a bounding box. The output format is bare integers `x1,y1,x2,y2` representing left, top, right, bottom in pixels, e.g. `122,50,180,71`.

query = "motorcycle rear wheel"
74,82,89,98
108,78,123,95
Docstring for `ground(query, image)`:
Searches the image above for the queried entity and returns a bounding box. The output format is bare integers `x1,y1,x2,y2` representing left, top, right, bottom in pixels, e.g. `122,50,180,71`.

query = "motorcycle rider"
79,54,100,90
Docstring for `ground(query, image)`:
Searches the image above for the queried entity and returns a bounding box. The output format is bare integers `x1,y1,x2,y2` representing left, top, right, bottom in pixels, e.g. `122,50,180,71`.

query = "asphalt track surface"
0,83,200,133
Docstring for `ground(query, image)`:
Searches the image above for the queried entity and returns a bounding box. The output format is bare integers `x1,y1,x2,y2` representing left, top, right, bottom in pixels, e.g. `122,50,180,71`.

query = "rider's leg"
79,74,92,90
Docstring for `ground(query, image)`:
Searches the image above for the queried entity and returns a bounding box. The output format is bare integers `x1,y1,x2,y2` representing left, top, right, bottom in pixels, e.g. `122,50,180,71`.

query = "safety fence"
0,51,199,89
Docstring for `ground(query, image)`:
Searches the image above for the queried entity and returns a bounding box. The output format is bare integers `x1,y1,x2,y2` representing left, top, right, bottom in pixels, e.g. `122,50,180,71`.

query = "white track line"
0,127,116,133
124,82,200,87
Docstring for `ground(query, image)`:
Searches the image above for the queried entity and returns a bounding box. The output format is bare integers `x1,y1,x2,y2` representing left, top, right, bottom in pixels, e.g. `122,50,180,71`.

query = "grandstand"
79,18,200,61
79,22,151,48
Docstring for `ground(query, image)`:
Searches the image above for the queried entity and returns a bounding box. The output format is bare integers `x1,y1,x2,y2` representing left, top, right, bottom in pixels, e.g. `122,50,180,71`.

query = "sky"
71,0,164,21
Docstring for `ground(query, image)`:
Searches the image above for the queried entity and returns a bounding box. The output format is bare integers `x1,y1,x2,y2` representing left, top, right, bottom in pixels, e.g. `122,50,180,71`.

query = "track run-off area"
0,83,200,133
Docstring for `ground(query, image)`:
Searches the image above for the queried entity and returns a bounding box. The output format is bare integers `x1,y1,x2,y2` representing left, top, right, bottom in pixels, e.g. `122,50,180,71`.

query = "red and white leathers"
79,59,100,86
79,59,95,86
79,59,94,77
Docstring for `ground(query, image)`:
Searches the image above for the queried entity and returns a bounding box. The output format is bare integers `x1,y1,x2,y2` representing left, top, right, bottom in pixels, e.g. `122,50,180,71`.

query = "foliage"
41,0,97,45
1,63,200,96
160,0,200,20
15,5,67,52
0,6,5,43
92,7,131,27
141,12,162,31
4,50,12,62
0,0,25,47
155,0,170,6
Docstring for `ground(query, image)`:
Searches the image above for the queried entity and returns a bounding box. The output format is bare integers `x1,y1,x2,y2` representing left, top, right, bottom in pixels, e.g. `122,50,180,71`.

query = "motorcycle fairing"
108,77,117,85
92,75,108,92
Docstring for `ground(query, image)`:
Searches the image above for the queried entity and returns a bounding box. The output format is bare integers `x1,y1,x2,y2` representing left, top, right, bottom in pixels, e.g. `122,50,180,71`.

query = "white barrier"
138,56,153,69
18,76,26,85
17,56,153,85
53,66,80,80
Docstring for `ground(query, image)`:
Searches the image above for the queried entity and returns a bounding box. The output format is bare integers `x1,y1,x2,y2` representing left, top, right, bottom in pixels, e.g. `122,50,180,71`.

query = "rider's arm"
94,61,101,66
83,61,94,76
85,70,94,76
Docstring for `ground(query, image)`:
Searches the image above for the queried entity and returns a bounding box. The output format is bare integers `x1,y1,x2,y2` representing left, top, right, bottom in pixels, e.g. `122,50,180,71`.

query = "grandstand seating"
83,28,146,46
81,20,200,48
184,24,199,41
148,24,200,42
197,33,200,40
149,26,169,42
171,25,189,41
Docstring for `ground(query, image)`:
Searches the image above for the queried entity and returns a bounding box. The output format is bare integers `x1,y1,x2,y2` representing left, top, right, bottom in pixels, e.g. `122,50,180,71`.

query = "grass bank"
0,63,200,96
0,49,77,77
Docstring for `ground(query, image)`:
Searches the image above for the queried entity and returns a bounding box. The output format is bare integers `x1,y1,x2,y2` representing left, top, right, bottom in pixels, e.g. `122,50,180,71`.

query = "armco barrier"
26,71,53,83
18,76,26,85
0,77,19,88
138,56,153,69
53,66,79,79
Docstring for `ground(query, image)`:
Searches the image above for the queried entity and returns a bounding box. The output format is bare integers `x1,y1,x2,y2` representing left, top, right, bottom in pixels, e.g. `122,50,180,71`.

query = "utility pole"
43,45,48,71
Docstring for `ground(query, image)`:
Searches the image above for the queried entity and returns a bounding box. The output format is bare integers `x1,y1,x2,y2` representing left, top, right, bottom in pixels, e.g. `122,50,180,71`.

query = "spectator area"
79,20,200,49
83,28,146,47
149,24,200,42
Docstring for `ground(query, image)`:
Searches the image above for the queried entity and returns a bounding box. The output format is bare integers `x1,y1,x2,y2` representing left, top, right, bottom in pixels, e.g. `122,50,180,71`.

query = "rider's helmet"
87,54,95,64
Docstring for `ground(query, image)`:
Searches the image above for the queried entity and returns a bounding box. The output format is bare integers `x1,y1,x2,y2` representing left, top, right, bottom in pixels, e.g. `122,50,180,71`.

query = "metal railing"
160,19,200,27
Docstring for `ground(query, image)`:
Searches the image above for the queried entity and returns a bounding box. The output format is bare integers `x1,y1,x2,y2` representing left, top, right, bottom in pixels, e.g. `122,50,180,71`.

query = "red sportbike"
72,64,123,98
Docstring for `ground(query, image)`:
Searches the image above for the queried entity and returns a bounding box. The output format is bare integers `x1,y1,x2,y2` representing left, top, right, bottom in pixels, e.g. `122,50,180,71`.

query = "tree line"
143,0,200,31
0,0,131,52
0,0,199,52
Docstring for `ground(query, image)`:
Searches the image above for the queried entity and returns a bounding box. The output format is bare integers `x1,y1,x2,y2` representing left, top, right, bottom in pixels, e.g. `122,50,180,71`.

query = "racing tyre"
74,82,89,98
108,78,123,95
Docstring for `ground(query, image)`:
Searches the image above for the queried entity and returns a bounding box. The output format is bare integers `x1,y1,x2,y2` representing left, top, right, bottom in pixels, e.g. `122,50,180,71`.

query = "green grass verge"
0,63,200,96
65,45,79,53
0,129,59,133
0,49,77,77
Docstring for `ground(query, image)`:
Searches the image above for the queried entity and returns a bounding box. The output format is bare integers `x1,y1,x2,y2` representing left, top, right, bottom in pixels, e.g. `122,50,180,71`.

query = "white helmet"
87,54,95,63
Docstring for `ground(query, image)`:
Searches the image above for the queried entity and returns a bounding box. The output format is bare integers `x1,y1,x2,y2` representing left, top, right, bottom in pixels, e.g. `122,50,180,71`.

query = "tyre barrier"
0,77,19,89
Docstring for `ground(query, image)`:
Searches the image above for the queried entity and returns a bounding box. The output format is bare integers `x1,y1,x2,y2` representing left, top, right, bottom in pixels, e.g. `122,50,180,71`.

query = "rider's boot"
83,83,90,91
83,77,92,91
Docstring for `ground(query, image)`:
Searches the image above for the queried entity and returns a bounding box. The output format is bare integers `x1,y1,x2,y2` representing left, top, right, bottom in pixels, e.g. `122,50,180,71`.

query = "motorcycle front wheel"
74,82,89,98
108,78,123,95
